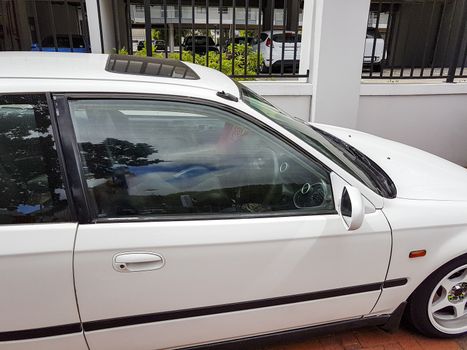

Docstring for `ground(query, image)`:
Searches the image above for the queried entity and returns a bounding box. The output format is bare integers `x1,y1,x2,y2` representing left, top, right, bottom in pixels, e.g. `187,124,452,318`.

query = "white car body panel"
0,224,80,331
76,214,391,349
0,334,88,350
373,198,467,314
0,52,239,99
315,124,467,201
86,293,379,350
0,224,87,349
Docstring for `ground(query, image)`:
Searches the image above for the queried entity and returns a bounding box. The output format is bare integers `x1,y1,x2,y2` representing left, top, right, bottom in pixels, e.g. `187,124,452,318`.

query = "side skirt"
182,303,407,350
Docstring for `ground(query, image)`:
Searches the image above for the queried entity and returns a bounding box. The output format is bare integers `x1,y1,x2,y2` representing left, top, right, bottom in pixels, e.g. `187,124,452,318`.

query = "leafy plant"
133,43,262,80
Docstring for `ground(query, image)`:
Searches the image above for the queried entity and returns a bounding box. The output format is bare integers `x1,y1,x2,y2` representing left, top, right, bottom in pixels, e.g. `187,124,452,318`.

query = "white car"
0,52,466,350
253,31,301,73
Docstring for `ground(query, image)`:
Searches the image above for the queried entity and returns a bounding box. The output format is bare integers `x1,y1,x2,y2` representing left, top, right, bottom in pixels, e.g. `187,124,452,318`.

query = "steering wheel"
248,147,280,205
293,179,328,209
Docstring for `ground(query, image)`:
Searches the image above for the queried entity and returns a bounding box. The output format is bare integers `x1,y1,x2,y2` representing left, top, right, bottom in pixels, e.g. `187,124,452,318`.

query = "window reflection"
69,100,334,218
0,95,70,224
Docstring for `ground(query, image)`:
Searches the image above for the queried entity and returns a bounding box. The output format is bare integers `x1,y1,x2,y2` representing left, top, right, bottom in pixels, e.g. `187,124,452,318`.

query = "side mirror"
339,186,364,231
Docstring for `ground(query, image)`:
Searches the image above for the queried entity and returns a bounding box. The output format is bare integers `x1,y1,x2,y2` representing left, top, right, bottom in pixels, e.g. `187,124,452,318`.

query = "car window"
185,36,215,46
260,33,268,42
68,99,334,219
0,94,71,224
272,33,302,43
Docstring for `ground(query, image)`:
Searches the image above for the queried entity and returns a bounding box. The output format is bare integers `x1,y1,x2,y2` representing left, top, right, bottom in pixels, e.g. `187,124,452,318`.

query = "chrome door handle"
113,252,165,272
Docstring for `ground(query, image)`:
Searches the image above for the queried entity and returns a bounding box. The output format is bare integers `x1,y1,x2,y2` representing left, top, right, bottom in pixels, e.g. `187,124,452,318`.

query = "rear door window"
0,94,71,224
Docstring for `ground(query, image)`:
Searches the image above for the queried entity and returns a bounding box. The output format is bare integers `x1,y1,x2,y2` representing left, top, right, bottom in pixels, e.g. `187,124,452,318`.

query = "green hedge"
118,44,262,80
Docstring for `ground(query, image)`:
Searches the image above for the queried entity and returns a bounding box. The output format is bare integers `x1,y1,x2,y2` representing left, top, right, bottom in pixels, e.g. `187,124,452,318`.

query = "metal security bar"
0,0,90,53
125,0,308,79
363,0,467,82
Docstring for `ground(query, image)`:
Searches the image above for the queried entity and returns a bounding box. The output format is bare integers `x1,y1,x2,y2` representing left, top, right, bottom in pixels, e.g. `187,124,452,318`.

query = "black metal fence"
114,0,307,79
364,0,467,82
0,0,90,53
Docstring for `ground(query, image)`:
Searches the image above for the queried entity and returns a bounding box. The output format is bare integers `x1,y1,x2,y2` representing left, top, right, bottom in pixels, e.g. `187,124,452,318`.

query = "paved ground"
256,325,467,350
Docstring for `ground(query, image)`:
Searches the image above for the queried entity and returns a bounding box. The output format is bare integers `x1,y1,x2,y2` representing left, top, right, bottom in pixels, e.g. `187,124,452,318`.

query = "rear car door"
57,95,392,350
0,94,86,350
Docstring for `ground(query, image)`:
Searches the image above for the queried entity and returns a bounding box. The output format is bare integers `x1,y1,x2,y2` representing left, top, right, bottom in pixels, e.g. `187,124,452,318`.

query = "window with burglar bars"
116,0,306,79
0,0,90,53
363,0,467,83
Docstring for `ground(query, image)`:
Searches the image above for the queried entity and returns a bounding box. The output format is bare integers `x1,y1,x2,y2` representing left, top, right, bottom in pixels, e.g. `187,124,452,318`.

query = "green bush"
132,43,262,80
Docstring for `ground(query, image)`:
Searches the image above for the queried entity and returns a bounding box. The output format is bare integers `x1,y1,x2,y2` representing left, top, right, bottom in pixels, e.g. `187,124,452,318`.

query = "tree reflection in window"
70,99,334,219
0,95,70,224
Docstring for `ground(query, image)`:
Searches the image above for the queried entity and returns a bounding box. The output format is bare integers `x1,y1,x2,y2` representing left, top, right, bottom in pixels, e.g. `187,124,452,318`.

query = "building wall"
358,93,467,166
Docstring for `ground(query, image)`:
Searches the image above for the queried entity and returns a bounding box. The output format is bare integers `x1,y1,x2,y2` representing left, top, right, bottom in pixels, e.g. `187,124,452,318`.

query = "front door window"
68,99,334,219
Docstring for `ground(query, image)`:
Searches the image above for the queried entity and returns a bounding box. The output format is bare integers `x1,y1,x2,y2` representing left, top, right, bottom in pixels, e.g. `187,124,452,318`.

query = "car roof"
0,52,239,97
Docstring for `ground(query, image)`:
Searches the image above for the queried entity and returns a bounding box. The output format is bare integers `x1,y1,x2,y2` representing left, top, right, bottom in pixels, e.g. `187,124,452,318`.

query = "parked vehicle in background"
31,34,87,52
182,35,219,55
0,52,466,350
363,27,384,72
137,40,166,52
132,39,139,53
253,31,301,73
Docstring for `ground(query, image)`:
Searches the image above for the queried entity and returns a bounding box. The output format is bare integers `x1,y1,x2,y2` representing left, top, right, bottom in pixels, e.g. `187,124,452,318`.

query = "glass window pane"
69,99,334,219
0,94,70,224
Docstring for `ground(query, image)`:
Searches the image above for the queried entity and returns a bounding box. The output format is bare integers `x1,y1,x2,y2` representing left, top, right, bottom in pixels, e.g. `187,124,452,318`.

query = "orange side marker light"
409,250,426,259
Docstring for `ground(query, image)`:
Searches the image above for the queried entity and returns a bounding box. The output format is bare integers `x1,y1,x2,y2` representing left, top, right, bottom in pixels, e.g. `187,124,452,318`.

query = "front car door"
57,95,392,350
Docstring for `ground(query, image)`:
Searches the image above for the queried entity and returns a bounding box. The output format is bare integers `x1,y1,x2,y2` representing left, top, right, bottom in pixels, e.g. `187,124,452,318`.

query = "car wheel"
407,254,467,338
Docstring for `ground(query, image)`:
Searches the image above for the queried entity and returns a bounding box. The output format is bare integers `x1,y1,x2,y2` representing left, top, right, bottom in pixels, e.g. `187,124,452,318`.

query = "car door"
0,94,87,350
57,95,392,350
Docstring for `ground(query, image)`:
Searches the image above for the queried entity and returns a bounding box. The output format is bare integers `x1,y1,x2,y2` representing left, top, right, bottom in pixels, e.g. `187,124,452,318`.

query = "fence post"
144,0,152,56
446,0,467,83
298,0,314,78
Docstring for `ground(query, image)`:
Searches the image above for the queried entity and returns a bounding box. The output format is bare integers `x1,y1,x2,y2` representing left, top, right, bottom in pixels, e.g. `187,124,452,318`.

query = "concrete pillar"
310,0,370,128
168,23,175,53
86,0,103,52
85,0,116,53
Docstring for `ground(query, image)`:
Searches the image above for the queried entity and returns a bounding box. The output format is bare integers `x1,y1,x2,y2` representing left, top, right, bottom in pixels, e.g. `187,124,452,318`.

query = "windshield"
238,83,396,198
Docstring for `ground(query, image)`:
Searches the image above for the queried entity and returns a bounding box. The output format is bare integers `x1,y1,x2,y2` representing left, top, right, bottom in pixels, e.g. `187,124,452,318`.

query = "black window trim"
53,92,337,224
46,92,78,222
0,92,77,224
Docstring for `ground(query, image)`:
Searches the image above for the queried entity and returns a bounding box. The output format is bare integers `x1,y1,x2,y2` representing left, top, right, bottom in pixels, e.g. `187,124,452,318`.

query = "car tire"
407,254,467,338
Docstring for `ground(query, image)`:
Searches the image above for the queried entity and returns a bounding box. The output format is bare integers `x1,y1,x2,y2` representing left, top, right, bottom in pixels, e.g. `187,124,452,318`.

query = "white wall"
358,86,467,166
